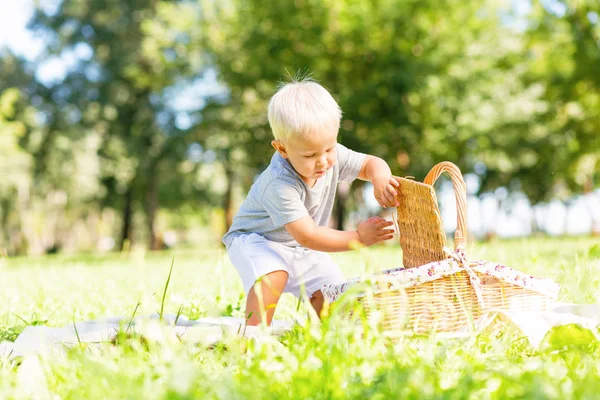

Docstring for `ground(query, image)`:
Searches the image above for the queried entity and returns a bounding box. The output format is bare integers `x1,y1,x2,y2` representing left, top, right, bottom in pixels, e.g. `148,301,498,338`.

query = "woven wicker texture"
424,162,468,250
355,161,555,334
479,278,554,312
365,271,482,334
395,161,468,268
395,178,447,268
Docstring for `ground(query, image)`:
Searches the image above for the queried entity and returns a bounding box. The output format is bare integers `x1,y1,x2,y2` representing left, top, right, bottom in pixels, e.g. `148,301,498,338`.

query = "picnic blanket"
487,304,600,348
2,305,600,359
0,314,294,360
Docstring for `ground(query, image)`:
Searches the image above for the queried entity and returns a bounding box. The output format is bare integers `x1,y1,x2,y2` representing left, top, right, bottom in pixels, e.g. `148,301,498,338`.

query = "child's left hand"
372,175,400,208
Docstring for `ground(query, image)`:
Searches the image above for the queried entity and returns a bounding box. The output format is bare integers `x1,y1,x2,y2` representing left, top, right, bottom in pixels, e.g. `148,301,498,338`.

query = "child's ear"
271,140,289,158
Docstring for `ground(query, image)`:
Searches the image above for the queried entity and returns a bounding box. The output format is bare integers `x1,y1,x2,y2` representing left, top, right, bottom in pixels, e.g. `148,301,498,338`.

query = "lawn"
1,236,600,399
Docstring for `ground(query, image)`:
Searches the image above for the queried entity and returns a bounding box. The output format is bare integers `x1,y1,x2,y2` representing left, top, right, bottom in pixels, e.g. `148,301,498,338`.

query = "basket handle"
423,162,468,251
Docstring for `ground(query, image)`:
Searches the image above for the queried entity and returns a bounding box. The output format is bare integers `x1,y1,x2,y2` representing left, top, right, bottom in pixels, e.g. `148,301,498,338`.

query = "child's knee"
249,270,289,300
309,290,326,317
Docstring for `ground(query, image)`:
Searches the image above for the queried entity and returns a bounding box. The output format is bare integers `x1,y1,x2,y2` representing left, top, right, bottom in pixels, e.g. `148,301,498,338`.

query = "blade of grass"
238,312,253,336
72,314,82,349
159,256,175,321
126,299,142,333
12,314,30,326
174,304,185,326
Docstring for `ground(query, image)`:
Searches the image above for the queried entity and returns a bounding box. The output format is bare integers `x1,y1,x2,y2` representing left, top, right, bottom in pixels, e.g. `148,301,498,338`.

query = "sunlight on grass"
1,237,600,398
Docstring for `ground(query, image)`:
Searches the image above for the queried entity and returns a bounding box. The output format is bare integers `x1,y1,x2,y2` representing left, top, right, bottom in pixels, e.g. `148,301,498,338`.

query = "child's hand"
357,217,395,246
372,175,400,208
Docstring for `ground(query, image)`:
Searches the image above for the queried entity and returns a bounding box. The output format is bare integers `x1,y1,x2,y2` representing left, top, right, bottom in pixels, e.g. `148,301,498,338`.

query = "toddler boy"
223,78,399,325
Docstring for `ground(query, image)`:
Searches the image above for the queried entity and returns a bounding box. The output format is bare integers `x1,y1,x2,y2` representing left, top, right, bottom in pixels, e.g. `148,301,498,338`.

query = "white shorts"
227,233,345,298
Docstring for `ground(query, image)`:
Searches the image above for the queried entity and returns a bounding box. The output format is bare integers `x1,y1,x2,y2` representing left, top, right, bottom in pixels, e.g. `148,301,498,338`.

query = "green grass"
1,236,600,399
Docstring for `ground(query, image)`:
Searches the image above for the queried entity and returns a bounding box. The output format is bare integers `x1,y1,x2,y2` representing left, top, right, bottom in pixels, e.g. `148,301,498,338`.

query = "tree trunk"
0,198,9,255
530,204,542,235
224,164,235,232
146,168,159,250
563,200,570,236
584,175,600,236
119,184,134,251
335,181,351,230
17,179,32,255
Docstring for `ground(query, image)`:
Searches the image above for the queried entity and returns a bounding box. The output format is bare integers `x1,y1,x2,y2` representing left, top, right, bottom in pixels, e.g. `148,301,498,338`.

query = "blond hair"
267,78,342,143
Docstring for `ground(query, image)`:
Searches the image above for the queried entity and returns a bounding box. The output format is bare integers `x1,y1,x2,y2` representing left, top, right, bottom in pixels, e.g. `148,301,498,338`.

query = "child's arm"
285,215,394,252
358,155,400,208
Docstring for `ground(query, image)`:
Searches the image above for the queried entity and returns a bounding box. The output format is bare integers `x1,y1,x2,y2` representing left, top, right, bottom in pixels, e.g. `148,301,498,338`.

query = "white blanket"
490,304,600,348
1,314,294,359
2,305,599,359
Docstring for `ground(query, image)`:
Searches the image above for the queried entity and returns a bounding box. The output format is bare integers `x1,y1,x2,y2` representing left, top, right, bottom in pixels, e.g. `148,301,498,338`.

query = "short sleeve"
261,180,309,227
337,143,367,182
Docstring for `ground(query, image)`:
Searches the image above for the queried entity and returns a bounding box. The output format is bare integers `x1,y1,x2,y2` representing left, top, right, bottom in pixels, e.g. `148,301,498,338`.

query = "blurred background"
0,0,598,256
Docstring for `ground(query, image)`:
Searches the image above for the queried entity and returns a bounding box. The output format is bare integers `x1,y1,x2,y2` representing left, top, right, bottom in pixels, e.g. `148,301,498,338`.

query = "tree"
0,81,32,254
524,0,600,232
200,0,531,228
29,0,207,250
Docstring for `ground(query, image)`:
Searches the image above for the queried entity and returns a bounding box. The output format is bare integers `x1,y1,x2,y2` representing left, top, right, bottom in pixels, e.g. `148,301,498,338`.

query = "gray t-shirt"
222,143,366,248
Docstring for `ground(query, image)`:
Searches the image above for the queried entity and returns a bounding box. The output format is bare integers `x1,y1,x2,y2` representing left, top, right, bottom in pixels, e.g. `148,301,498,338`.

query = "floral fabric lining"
322,257,560,303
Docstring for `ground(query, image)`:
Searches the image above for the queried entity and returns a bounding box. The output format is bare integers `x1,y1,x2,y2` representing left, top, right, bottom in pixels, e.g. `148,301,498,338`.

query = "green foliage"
541,324,598,353
589,244,600,260
0,327,20,343
510,0,600,201
26,0,212,251
0,56,36,255
200,0,600,202
1,0,600,253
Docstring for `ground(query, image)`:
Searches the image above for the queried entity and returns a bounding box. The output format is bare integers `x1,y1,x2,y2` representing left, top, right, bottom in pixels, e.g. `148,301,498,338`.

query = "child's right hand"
357,217,395,246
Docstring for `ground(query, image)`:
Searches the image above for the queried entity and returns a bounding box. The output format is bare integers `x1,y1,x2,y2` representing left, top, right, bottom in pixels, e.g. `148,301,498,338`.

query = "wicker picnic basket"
323,162,559,334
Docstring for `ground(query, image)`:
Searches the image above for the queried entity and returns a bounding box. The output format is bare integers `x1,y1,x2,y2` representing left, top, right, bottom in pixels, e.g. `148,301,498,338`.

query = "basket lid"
395,161,468,268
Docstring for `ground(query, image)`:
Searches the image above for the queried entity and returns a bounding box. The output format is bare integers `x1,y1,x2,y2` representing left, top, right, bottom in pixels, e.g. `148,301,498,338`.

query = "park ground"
1,236,600,398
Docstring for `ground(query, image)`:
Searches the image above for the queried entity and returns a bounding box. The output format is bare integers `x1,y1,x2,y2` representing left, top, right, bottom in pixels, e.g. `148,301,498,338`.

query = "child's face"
272,131,338,185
